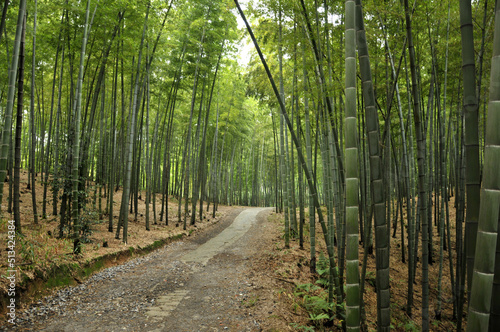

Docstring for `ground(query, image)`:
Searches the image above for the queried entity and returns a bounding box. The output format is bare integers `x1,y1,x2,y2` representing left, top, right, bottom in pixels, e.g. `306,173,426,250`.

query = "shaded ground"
251,201,465,331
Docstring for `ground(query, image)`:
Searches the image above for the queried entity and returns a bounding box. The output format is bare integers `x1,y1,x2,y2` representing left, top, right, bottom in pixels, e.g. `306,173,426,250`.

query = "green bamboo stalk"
437,2,452,319
404,0,429,328
467,2,500,330
278,5,290,248
30,0,39,225
302,34,316,271
71,0,92,253
319,109,334,303
459,0,482,299
13,13,26,233
355,0,390,329
42,9,64,219
345,0,360,329
116,3,148,243
55,42,65,235
0,0,27,208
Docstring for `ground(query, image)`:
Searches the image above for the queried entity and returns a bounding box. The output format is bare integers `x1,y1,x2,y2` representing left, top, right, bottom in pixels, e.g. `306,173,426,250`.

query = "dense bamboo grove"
0,0,499,330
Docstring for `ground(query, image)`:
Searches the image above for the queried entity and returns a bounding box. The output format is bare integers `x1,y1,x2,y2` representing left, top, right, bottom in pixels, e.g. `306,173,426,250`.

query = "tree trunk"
13,13,26,233
116,3,149,244
467,2,500,330
404,0,429,328
0,0,27,208
459,0,482,300
345,1,360,329
30,1,39,225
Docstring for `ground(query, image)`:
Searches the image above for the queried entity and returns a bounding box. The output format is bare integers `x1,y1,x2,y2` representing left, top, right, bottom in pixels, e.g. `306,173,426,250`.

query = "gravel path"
3,207,273,332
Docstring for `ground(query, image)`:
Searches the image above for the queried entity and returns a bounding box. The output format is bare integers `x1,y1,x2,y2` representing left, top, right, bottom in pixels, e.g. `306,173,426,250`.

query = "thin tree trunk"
182,21,207,229
30,1,39,225
108,40,119,233
277,5,289,248
71,0,92,254
54,40,65,219
198,45,223,220
0,0,27,208
116,3,149,244
145,58,151,231
404,0,429,328
42,10,64,218
0,0,9,45
13,13,26,233
302,35,315,271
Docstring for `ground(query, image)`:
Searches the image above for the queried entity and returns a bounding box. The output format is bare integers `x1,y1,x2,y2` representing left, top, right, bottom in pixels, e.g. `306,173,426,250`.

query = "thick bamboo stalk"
467,2,500,330
345,1,360,329
355,0,390,329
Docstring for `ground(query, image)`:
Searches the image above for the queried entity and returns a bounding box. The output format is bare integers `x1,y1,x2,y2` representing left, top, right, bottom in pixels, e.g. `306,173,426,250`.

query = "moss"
172,233,184,240
46,274,72,288
45,264,75,288
151,240,163,249
80,258,104,278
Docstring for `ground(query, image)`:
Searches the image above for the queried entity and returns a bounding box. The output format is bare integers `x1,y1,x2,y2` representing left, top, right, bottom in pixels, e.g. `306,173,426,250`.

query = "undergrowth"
291,252,337,330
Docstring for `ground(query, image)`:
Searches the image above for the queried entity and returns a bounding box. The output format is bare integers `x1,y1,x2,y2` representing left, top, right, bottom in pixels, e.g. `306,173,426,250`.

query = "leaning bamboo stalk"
234,0,344,311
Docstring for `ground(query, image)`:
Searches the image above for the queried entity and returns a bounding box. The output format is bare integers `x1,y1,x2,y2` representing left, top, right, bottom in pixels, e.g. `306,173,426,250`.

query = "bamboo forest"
0,0,499,331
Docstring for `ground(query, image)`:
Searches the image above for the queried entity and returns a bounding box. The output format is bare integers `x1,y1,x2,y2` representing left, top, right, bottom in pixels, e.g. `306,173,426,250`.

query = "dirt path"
4,207,277,332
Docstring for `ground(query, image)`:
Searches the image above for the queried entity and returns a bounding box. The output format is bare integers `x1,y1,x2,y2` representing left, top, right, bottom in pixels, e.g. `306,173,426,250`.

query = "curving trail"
8,207,273,332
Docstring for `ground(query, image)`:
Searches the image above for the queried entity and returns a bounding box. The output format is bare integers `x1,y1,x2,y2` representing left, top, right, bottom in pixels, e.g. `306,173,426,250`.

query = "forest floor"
0,170,234,303
256,201,465,331
1,171,464,331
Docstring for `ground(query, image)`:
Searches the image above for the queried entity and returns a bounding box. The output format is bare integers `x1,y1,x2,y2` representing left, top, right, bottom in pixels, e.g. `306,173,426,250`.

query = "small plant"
309,312,330,322
242,295,259,308
0,217,8,232
316,252,329,276
290,323,315,332
365,271,376,288
315,252,330,288
303,295,333,318
79,208,100,243
295,283,321,295
18,236,35,267
293,281,334,328
288,252,338,329
403,320,419,331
